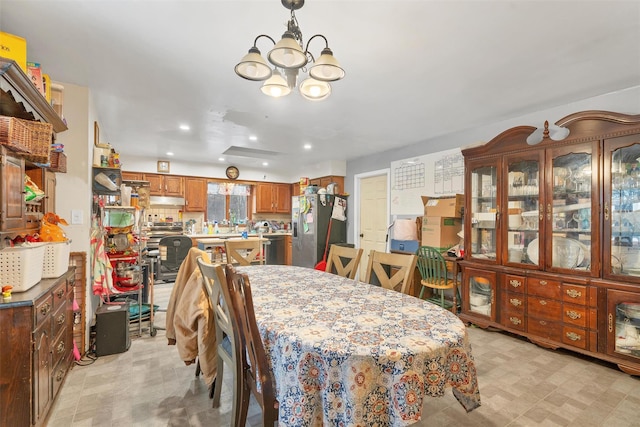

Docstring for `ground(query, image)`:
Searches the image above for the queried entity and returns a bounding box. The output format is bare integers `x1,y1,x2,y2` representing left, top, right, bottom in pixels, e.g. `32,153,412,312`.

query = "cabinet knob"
566,332,581,341
566,289,582,298
509,317,522,325
57,313,66,325
566,310,581,320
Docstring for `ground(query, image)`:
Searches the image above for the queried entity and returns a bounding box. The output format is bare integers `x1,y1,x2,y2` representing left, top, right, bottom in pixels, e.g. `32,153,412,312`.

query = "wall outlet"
71,209,83,225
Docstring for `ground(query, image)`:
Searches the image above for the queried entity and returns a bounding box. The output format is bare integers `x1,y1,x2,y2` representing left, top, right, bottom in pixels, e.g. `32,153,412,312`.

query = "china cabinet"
460,111,640,375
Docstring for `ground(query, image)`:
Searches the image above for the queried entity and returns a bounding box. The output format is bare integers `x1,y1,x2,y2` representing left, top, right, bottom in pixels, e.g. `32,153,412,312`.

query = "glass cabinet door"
546,143,597,275
503,153,542,267
608,290,640,362
468,159,499,262
604,134,640,280
464,267,497,320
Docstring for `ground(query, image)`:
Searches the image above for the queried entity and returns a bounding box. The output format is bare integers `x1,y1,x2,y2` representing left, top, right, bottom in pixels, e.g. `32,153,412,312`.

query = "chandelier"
234,0,345,101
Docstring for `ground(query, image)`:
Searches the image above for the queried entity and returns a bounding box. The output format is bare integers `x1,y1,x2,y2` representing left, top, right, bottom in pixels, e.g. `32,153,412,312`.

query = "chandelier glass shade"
235,0,344,100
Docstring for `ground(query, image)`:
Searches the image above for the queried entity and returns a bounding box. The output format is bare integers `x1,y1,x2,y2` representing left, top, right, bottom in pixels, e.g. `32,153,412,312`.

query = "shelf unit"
92,170,156,336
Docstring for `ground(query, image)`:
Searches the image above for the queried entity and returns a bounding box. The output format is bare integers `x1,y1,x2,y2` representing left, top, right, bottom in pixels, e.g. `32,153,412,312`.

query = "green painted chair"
416,246,458,311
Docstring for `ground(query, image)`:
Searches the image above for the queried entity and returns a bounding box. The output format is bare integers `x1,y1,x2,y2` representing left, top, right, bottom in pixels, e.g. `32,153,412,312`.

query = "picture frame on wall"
157,160,170,173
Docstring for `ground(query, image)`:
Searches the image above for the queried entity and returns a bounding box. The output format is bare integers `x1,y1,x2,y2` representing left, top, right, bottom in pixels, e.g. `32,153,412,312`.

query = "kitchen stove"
146,222,184,250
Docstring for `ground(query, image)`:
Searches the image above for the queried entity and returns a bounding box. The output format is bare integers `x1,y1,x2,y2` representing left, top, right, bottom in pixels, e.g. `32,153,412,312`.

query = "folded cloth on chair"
166,248,217,386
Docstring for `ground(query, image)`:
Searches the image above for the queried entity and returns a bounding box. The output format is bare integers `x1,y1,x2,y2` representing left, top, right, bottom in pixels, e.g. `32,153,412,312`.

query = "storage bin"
0,244,46,292
22,120,53,164
42,241,71,278
49,151,67,173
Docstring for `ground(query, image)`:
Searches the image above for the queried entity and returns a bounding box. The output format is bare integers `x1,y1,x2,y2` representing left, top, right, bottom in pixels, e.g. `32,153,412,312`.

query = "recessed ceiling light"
218,157,225,162
303,143,312,150
179,124,190,131
262,162,269,166
166,152,174,156
249,135,258,141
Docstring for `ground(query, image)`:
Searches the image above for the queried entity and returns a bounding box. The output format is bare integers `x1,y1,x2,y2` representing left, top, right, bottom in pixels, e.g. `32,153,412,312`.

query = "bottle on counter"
214,221,219,234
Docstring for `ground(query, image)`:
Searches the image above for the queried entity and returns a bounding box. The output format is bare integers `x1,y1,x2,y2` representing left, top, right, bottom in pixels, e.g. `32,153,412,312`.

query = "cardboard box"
421,194,464,218
0,31,27,73
421,216,462,251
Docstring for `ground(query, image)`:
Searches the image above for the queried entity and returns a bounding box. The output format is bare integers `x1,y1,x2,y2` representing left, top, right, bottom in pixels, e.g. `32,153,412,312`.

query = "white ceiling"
2,1,639,174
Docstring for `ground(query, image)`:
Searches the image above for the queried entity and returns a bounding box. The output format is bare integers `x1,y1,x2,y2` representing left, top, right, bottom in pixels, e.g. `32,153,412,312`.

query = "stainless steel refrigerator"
292,194,348,268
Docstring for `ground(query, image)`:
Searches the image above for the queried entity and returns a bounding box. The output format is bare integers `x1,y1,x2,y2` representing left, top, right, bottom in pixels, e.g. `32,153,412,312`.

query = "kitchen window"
206,182,250,224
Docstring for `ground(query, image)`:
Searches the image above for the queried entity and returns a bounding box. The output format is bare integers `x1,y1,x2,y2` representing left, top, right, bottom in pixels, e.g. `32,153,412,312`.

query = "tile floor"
48,281,640,427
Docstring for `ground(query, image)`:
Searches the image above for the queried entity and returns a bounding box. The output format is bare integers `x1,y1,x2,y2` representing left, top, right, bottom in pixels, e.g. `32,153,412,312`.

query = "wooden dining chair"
225,239,264,266
224,264,279,427
416,246,458,311
196,257,242,424
364,250,417,295
325,244,364,279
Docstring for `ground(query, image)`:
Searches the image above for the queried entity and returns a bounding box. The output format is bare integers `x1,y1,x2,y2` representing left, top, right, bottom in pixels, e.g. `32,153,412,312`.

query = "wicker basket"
22,120,53,164
49,151,67,173
0,116,32,153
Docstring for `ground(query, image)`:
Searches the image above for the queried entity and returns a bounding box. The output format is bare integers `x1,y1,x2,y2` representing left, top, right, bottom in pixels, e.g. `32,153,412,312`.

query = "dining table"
236,264,481,426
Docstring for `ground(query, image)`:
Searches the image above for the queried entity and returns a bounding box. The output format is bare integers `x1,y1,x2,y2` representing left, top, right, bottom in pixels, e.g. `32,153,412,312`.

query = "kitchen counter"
186,231,291,239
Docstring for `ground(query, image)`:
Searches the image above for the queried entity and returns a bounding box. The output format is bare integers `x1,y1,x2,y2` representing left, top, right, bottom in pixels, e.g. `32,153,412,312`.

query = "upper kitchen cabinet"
255,183,291,214
460,111,640,375
184,177,207,212
143,173,184,197
121,171,143,181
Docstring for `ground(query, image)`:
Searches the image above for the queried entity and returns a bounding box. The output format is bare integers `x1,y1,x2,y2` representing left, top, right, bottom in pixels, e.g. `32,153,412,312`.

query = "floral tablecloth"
238,265,481,427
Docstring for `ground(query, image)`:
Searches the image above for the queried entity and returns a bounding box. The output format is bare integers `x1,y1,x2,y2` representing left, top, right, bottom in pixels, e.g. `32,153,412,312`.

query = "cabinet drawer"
528,278,561,299
502,292,525,311
51,302,67,339
504,274,525,293
562,325,588,350
527,317,561,342
527,297,562,320
563,303,588,328
35,294,53,329
501,303,526,331
51,329,68,370
561,283,587,305
51,280,68,310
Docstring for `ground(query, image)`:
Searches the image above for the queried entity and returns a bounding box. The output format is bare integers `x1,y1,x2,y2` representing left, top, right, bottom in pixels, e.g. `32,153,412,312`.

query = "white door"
358,173,389,280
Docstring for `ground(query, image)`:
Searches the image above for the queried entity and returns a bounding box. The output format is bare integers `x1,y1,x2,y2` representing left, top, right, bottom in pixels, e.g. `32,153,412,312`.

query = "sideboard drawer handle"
539,280,547,286
40,303,51,316
509,317,522,325
56,289,64,298
57,341,65,354
566,310,581,320
566,289,582,298
539,300,547,306
509,279,522,288
509,298,522,306
566,332,581,341
57,314,65,325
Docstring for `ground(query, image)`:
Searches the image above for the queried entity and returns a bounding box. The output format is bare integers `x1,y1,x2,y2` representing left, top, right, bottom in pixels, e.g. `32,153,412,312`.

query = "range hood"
149,196,185,207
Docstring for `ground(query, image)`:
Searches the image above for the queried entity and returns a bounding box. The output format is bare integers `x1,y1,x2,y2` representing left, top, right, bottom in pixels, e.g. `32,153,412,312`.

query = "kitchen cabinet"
255,183,291,213
0,268,75,427
307,175,344,193
184,177,207,212
459,111,640,375
143,173,184,196
1,146,26,231
285,234,292,265
121,171,143,181
26,167,56,216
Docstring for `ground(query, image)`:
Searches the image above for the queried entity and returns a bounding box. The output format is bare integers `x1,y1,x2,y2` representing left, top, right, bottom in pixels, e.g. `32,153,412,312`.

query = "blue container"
390,239,419,254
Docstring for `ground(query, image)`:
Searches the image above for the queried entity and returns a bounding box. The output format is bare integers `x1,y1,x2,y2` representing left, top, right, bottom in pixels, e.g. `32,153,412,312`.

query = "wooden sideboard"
0,268,75,426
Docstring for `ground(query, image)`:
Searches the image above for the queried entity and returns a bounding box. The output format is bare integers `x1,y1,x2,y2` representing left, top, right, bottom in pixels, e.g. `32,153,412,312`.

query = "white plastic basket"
0,244,46,292
42,241,71,278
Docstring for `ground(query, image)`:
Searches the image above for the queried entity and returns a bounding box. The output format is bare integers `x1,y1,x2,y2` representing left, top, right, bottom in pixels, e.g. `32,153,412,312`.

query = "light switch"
71,209,83,225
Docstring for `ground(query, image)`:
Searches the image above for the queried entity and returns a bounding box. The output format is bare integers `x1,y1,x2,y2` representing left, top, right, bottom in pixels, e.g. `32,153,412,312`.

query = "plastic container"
0,244,46,292
42,241,71,278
